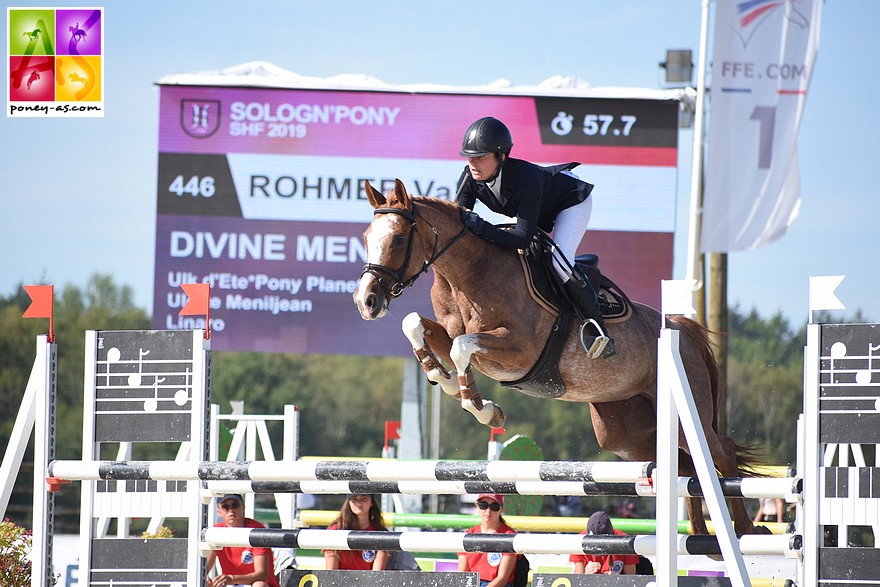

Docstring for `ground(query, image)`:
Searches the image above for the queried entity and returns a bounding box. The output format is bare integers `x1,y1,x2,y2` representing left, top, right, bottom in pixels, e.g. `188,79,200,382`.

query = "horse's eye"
393,235,406,246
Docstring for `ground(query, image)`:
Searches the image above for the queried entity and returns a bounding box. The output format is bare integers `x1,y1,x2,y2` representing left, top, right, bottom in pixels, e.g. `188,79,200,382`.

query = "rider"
455,116,615,360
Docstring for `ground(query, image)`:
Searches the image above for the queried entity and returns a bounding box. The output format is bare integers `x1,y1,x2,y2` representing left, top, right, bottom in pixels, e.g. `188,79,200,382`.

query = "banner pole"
684,0,711,317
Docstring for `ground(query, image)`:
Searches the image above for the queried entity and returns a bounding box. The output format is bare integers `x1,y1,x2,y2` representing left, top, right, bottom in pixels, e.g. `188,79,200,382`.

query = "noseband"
361,203,469,299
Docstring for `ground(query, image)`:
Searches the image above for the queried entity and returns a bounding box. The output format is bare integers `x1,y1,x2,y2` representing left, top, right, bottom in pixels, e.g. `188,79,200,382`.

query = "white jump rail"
201,475,802,501
48,458,655,484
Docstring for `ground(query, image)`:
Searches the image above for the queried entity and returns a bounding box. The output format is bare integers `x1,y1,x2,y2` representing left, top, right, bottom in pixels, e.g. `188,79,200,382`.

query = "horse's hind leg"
689,423,761,535
718,435,764,536
678,452,710,536
590,398,712,535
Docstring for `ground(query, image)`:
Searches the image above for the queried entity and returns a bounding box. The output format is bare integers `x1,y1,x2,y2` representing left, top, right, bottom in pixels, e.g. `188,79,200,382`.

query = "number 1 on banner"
750,106,776,169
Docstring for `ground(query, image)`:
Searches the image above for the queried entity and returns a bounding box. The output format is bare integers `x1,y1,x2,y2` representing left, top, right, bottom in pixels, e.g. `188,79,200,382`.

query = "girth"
499,240,632,398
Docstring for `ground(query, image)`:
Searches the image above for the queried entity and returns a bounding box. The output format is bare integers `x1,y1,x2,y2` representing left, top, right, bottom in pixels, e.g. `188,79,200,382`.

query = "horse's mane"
411,195,460,216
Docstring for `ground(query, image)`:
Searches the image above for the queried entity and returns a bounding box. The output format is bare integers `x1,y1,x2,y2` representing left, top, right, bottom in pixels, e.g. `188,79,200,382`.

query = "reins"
361,201,469,299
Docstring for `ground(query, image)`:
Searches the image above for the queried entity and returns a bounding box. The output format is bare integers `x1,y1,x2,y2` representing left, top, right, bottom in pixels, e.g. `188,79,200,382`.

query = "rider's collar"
483,168,503,200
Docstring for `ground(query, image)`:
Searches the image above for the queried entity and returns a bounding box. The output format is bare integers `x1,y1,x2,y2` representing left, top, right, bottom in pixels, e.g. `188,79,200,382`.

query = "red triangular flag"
179,283,210,316
23,285,54,319
385,420,401,441
23,284,55,342
489,426,506,443
384,420,401,451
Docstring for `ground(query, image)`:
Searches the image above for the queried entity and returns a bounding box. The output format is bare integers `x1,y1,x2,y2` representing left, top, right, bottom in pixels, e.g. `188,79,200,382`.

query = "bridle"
361,202,469,299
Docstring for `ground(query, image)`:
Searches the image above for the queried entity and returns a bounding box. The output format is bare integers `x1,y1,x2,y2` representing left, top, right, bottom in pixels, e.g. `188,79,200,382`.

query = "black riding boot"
564,275,617,360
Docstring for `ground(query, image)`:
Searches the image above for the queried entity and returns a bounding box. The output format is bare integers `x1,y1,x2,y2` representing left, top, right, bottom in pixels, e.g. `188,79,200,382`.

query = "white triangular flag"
809,275,845,312
661,279,697,316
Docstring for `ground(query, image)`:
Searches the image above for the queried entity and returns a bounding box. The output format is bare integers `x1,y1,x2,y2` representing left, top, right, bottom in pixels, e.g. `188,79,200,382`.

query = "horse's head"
354,179,418,320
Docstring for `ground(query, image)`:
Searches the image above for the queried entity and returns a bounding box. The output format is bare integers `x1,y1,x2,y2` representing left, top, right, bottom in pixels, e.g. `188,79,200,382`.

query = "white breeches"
551,196,592,282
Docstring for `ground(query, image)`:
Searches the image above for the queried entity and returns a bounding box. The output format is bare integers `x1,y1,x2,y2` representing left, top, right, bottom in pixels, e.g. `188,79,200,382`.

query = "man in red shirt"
205,493,280,587
570,511,638,575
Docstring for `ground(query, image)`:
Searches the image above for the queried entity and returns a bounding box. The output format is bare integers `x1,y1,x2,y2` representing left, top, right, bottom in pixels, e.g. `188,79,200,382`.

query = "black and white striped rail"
48,459,654,484
204,476,801,500
201,527,801,556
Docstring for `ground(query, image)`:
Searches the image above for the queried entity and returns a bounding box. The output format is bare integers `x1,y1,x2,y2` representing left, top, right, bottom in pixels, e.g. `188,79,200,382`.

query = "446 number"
169,175,215,198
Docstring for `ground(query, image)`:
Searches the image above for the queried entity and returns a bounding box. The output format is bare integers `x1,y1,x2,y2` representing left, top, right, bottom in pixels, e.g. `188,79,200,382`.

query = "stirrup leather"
578,318,610,359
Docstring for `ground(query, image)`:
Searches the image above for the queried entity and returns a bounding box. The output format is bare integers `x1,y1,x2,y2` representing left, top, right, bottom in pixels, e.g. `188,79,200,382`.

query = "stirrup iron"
579,318,610,359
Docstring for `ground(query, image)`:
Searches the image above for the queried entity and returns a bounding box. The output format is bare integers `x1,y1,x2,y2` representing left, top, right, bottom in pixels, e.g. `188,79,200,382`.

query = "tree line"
0,274,864,531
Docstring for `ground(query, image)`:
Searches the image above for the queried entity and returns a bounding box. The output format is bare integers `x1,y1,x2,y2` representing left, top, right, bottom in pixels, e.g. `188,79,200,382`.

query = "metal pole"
685,0,711,316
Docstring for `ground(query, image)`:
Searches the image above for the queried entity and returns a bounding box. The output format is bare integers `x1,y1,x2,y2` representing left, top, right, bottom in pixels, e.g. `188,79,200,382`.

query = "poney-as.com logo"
7,7,104,117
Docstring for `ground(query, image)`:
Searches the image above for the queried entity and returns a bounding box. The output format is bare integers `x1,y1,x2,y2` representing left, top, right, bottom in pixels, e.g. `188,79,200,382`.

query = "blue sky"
2,0,877,325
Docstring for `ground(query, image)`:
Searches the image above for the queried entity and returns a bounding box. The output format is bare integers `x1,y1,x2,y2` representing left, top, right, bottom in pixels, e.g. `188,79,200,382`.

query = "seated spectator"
616,499,638,518
322,494,389,570
205,493,279,587
555,495,582,517
754,497,785,524
570,511,638,575
458,493,518,587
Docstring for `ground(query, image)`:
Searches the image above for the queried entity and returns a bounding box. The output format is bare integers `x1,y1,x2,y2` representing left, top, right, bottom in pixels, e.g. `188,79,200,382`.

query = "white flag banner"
701,0,822,252
809,275,845,313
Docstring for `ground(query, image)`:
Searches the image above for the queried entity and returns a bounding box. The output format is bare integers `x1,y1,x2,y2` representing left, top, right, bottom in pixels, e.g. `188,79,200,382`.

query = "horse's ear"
364,180,385,209
393,178,411,210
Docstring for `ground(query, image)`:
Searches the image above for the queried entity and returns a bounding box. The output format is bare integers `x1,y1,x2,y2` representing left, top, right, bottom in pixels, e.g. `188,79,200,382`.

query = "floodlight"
660,49,693,85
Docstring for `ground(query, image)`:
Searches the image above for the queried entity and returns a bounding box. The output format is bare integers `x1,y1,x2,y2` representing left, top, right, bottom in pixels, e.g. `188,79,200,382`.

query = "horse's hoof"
488,406,506,428
750,524,773,535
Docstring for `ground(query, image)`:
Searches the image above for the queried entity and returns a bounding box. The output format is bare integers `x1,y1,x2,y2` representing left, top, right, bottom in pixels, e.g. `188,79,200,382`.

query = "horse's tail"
667,315,768,478
667,315,720,424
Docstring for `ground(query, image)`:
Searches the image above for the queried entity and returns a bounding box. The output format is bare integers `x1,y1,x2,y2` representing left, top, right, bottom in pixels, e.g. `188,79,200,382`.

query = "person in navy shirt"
570,511,638,575
456,117,615,360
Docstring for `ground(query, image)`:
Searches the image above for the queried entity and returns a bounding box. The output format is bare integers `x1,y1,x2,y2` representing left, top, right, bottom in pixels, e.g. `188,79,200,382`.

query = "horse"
27,70,40,90
69,25,87,43
69,73,88,86
353,179,766,537
23,29,41,42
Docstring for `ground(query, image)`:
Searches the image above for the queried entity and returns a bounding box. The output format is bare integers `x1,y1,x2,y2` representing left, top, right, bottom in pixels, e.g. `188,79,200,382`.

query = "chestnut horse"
353,179,763,536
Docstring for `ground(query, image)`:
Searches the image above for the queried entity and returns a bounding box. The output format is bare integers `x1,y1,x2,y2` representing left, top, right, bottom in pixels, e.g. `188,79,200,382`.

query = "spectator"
458,493,518,587
322,494,389,570
205,493,279,587
616,500,638,518
754,497,785,524
555,495,582,517
570,511,638,575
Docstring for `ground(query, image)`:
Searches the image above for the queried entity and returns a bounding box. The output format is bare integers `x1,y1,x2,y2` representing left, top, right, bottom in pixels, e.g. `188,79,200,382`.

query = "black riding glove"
461,210,487,236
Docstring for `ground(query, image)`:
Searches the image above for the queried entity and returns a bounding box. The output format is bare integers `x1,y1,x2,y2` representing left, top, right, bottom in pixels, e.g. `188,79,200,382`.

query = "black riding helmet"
460,117,513,158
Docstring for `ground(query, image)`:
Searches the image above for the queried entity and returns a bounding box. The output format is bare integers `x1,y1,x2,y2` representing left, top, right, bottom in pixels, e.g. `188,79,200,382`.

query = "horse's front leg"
402,313,458,398
402,313,505,428
449,333,505,428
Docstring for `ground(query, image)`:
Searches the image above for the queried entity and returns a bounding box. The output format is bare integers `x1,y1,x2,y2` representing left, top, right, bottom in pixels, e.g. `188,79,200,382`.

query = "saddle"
500,237,632,398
